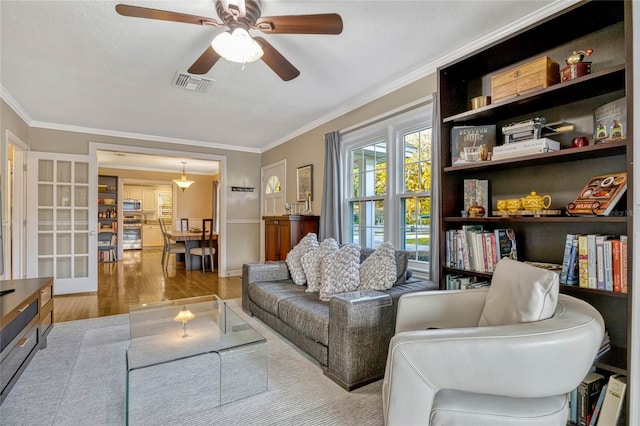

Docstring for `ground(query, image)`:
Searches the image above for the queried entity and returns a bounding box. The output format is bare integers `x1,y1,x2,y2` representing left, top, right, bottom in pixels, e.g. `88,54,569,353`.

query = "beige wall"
1,99,30,144
261,74,438,207
1,101,262,275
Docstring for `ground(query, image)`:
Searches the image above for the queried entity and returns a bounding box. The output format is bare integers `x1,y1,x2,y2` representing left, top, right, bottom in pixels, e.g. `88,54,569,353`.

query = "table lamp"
173,306,196,337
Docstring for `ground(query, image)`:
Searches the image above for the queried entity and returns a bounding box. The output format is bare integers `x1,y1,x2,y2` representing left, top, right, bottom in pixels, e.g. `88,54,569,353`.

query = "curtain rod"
340,95,433,136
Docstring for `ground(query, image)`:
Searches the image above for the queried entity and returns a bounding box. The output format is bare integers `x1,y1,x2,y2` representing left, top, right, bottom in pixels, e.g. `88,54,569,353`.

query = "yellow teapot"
520,191,552,210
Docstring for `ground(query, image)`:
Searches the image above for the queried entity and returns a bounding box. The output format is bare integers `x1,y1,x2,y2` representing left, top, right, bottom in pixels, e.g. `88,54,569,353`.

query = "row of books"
444,274,490,290
560,234,628,292
570,372,627,426
445,226,517,273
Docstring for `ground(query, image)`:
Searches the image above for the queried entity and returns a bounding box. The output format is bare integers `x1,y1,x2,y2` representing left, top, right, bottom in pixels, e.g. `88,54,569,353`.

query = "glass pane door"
27,153,97,294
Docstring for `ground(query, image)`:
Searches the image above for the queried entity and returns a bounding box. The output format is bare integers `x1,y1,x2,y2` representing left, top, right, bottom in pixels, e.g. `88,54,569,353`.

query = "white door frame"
1,130,29,280
89,142,228,277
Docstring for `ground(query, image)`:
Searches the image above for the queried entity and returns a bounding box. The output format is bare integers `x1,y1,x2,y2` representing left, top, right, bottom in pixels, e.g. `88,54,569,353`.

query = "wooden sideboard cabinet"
1,277,54,402
263,215,320,261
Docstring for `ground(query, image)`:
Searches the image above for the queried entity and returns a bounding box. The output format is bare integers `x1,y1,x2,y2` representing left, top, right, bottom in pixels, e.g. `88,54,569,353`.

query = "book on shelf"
578,371,605,426
593,97,626,144
587,234,597,289
463,179,489,218
562,233,626,292
494,228,517,261
611,240,622,293
620,236,627,293
596,330,611,361
567,172,627,216
566,235,580,286
491,137,560,161
560,234,577,284
589,383,607,426
450,125,496,165
570,387,579,424
578,235,589,288
595,235,614,290
597,375,627,426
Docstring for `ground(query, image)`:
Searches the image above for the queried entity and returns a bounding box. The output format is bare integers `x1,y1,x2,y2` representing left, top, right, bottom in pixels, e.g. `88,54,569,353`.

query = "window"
343,104,433,275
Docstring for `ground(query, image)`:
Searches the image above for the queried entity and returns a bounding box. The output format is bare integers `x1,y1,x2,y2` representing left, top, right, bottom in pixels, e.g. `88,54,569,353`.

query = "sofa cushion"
302,238,339,293
359,241,397,291
319,244,361,302
247,281,307,316
361,247,408,286
479,258,559,327
286,233,319,285
278,294,329,346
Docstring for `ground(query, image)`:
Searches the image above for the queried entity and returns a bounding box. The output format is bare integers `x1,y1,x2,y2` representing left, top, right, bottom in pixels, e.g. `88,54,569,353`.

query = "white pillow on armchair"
479,258,559,327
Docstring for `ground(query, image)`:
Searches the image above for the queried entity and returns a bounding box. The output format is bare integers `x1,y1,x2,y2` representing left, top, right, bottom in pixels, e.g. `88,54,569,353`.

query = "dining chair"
159,217,186,270
180,218,189,231
189,218,216,273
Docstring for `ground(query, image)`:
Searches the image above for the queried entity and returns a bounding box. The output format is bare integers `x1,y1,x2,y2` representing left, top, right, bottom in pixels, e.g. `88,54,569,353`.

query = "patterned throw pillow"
285,233,319,285
359,241,397,291
302,238,339,292
319,244,361,301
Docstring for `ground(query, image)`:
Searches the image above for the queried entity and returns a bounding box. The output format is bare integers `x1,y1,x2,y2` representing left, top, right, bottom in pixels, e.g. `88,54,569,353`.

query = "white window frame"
341,103,433,277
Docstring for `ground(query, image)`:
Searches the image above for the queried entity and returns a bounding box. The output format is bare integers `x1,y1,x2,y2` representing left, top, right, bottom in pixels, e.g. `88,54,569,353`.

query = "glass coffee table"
125,295,267,425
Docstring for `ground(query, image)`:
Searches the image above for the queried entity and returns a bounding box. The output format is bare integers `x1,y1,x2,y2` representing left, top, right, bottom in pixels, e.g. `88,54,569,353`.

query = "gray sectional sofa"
242,248,437,390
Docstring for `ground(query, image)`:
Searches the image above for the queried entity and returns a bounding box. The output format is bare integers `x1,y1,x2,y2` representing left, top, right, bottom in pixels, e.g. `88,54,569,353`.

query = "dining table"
166,230,218,271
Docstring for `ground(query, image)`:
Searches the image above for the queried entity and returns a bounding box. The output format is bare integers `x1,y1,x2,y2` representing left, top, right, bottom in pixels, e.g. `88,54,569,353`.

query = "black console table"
0,277,54,402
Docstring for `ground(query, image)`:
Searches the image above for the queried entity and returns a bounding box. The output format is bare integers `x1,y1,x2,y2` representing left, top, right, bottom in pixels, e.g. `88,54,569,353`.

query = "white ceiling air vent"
172,72,214,93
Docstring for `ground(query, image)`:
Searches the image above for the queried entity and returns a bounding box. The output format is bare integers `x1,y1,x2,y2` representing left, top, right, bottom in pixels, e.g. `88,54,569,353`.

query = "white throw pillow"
478,258,559,327
302,238,339,292
319,244,361,301
285,233,319,285
359,241,397,291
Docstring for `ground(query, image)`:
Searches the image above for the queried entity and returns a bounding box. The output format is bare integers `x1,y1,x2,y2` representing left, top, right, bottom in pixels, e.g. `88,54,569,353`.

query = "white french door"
26,152,98,294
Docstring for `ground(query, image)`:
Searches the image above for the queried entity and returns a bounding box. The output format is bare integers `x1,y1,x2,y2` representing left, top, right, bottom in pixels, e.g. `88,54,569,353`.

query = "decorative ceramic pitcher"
520,191,552,210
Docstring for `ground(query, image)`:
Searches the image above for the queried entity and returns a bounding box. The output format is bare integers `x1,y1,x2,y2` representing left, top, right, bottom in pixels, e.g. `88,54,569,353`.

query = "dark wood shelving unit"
437,0,633,390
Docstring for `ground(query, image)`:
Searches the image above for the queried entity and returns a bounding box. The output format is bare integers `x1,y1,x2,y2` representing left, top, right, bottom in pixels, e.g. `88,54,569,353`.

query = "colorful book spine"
612,239,622,292
560,234,576,285
604,240,614,292
595,235,612,290
587,234,597,289
566,237,580,286
578,235,589,288
620,235,628,293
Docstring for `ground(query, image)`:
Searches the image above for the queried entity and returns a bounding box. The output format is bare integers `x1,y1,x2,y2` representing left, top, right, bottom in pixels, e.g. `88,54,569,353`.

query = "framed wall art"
296,164,313,202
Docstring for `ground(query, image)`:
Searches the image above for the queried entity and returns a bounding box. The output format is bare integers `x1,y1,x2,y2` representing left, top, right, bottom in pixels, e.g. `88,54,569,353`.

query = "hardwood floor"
53,248,243,322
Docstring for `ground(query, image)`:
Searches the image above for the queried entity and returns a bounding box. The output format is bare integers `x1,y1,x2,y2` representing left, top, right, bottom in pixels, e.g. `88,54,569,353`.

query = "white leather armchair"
382,262,605,426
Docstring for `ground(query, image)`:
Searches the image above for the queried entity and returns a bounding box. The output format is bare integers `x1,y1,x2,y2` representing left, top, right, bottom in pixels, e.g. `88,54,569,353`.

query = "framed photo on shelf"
296,164,313,201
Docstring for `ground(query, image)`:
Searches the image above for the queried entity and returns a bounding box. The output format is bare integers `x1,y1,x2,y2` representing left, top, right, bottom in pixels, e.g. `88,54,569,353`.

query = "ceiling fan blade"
188,47,222,75
115,4,223,27
255,14,343,34
254,37,300,81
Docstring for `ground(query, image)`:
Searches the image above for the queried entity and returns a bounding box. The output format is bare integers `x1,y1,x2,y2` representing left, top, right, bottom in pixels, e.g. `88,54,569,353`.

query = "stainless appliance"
123,199,142,212
123,215,143,249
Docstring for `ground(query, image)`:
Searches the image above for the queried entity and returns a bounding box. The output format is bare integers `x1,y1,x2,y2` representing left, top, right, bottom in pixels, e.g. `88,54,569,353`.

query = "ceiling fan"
115,0,343,81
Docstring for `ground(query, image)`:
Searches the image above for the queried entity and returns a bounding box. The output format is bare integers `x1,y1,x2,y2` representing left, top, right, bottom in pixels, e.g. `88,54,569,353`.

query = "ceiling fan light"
212,28,263,64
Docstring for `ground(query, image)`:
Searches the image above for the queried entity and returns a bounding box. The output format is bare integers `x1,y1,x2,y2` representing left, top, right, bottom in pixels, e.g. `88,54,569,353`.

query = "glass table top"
127,295,265,370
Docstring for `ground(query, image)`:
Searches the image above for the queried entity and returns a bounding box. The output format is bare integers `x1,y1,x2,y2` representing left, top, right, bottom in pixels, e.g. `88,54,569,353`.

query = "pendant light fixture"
173,162,195,192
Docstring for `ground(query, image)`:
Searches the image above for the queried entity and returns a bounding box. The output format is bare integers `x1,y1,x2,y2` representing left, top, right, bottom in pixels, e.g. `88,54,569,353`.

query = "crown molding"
260,0,580,153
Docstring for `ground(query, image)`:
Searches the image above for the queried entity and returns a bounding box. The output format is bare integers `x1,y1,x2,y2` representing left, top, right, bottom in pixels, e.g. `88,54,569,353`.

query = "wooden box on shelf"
491,56,560,104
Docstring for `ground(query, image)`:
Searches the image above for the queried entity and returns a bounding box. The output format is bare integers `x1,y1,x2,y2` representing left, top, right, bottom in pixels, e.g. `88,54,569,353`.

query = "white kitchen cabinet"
142,188,157,212
142,225,163,247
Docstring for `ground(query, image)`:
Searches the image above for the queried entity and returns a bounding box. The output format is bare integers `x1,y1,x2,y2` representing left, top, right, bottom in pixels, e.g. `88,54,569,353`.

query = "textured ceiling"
1,0,564,154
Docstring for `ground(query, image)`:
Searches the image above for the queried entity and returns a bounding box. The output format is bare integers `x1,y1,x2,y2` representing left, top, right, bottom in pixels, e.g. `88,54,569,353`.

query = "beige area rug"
0,298,384,425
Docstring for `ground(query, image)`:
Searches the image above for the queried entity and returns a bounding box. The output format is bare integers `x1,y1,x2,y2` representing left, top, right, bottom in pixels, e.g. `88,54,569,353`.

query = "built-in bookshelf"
98,175,118,263
436,0,632,393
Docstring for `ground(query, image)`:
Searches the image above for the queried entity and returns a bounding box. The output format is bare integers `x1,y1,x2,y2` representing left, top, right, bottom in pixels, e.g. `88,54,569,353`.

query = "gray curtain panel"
429,93,440,282
320,131,342,243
